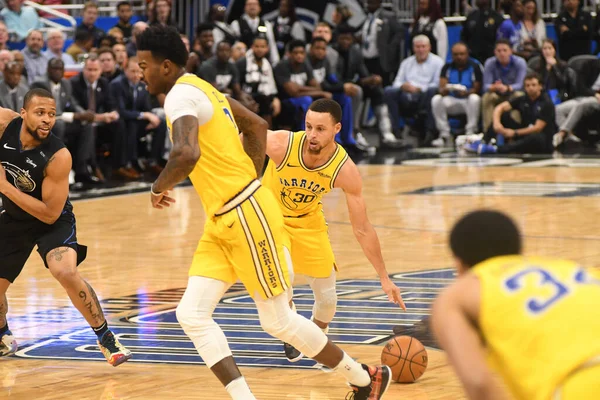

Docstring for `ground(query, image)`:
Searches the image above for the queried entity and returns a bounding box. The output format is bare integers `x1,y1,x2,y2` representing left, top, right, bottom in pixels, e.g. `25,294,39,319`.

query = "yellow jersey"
165,74,256,216
472,255,600,400
262,131,348,218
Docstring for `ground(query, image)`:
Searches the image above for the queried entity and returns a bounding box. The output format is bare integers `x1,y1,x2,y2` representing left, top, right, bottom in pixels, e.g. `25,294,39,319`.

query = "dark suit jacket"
109,75,153,121
69,72,115,114
376,8,404,76
334,44,371,83
30,77,84,114
0,82,29,112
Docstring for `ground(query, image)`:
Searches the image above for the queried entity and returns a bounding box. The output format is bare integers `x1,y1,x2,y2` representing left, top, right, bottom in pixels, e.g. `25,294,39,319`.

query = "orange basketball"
381,335,428,383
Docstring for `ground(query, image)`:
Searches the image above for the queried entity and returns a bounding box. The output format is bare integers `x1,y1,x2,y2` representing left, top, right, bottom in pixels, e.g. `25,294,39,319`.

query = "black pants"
113,118,167,168
484,113,551,154
364,57,392,87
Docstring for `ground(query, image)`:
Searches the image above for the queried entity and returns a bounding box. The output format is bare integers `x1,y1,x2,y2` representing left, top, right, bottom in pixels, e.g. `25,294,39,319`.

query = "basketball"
381,336,428,383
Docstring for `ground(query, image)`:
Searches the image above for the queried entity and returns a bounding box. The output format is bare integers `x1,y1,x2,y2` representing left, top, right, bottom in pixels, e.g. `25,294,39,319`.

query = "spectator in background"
385,35,444,144
1,0,41,42
555,0,592,61
431,42,482,147
461,0,503,64
272,0,306,59
114,1,134,42
274,39,330,130
335,27,399,147
98,47,122,82
481,39,527,131
110,57,166,178
149,0,177,28
113,43,128,70
332,4,354,42
44,29,75,66
231,41,247,62
127,21,148,57
209,4,238,48
70,54,119,184
412,0,448,62
310,22,339,73
236,35,280,127
361,0,404,86
187,23,215,74
518,0,545,60
0,62,28,112
67,29,94,62
22,30,49,85
473,73,554,154
76,2,105,48
30,58,95,142
497,0,524,51
0,21,9,51
231,0,279,66
0,50,14,79
108,27,125,45
180,34,191,53
533,39,576,104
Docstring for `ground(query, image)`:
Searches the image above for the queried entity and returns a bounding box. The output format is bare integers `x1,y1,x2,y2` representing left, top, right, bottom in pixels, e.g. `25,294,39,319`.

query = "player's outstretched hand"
151,189,176,209
381,277,407,311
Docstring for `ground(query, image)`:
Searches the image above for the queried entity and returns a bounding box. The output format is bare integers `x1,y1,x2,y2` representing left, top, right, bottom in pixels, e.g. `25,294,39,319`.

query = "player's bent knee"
313,287,337,323
175,302,213,332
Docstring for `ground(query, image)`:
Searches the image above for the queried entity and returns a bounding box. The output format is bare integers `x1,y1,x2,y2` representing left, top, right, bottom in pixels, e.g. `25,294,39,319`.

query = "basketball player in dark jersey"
0,88,131,366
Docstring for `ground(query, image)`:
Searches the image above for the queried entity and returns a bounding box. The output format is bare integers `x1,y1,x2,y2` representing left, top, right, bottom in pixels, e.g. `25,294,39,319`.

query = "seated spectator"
461,0,503,64
199,41,256,108
236,35,280,127
187,23,215,74
411,0,448,62
308,36,372,152
70,54,120,184
384,35,444,144
231,0,279,66
555,0,592,61
309,22,338,75
271,0,306,59
1,0,41,42
334,26,399,147
22,30,49,85
30,58,95,142
44,29,75,66
149,0,177,28
209,4,238,48
0,50,14,79
274,39,331,130
518,0,545,60
67,30,95,63
481,39,527,131
331,4,355,42
0,21,9,51
113,43,128,70
231,41,247,63
114,1,134,42
110,57,167,178
127,22,148,57
472,73,554,154
497,0,524,51
98,35,117,50
108,27,125,45
533,39,576,104
0,62,28,112
431,42,482,147
98,47,122,82
76,2,105,48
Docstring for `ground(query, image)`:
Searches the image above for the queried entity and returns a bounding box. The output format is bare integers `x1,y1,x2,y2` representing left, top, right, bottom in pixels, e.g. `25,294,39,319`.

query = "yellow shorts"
190,186,291,299
284,212,336,279
555,360,600,400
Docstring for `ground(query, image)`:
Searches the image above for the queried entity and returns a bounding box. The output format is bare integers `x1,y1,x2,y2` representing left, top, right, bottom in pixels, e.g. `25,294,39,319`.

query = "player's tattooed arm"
0,108,19,140
152,115,200,193
227,97,268,177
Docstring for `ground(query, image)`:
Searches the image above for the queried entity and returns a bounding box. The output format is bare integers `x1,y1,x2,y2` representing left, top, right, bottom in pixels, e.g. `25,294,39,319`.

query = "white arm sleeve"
163,83,214,127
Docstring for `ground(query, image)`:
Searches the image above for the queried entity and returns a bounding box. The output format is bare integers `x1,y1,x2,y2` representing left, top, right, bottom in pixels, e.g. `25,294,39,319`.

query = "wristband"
150,184,163,196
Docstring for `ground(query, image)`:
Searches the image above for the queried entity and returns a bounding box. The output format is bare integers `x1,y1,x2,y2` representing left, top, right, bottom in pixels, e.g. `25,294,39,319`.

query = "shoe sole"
109,352,133,367
286,352,304,363
378,365,393,399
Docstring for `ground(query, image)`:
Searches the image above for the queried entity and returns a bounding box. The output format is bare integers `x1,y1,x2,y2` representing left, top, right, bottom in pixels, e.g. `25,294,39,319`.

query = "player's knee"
49,264,78,285
313,286,337,323
258,303,294,340
176,302,212,332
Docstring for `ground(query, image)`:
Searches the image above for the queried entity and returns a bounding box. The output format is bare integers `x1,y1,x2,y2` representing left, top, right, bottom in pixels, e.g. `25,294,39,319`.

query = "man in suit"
110,56,166,178
0,62,29,112
231,0,279,66
30,58,95,143
70,54,120,184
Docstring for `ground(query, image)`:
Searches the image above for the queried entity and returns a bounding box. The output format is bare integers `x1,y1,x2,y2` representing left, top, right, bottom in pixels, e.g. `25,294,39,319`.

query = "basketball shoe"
98,330,132,367
283,342,303,362
0,330,17,357
346,364,392,400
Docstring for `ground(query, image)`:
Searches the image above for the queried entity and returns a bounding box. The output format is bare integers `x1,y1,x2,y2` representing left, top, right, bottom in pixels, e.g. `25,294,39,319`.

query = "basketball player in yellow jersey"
262,99,406,362
431,210,600,400
136,26,393,400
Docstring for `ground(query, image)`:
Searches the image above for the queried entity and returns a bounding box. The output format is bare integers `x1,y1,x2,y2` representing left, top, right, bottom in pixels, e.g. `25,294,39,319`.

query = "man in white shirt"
231,0,279,66
22,30,50,85
384,35,444,144
43,29,76,66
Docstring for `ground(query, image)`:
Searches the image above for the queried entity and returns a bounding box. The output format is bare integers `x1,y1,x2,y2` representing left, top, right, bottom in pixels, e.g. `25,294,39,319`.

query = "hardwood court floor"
3,164,600,399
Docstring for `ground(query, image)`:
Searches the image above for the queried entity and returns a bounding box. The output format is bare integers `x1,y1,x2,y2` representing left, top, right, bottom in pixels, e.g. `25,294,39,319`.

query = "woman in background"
411,0,448,61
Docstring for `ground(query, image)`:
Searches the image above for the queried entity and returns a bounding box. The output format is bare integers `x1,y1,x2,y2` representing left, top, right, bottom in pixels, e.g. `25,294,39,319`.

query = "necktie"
132,84,138,108
364,14,375,50
11,90,18,111
88,84,96,111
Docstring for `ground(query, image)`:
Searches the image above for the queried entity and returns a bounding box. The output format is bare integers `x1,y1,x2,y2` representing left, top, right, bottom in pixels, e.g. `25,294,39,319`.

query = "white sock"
334,352,371,387
225,377,256,400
